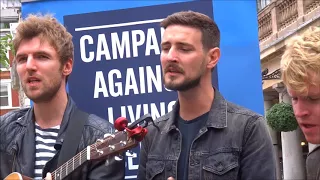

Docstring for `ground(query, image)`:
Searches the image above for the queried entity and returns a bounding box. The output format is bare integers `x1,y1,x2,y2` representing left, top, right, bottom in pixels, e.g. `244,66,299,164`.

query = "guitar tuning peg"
115,154,123,161
104,133,112,138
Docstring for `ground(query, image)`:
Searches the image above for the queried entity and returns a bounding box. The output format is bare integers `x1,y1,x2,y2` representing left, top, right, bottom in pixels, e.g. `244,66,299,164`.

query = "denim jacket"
137,90,276,180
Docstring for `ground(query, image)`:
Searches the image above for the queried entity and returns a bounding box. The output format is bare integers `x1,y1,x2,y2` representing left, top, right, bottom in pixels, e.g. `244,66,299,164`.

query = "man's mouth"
27,77,41,84
165,65,183,74
299,122,318,132
302,124,316,128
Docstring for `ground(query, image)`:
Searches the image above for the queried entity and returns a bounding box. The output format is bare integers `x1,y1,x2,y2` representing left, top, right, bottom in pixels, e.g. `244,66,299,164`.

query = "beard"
162,56,207,91
22,76,62,103
163,62,205,91
164,74,201,91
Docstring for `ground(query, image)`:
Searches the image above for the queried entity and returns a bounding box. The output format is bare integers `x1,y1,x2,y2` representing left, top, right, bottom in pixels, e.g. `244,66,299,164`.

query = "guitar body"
4,172,33,180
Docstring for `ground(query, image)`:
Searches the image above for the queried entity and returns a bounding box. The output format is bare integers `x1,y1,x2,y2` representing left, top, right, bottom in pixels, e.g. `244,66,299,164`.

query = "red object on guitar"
5,116,148,180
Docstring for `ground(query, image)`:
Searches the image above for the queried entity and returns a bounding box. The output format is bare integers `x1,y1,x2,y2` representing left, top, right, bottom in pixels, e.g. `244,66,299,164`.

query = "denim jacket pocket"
146,160,165,180
202,151,239,180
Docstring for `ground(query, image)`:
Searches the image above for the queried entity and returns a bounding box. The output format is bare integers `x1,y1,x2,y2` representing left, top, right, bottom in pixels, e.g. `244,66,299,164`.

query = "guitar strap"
57,108,89,167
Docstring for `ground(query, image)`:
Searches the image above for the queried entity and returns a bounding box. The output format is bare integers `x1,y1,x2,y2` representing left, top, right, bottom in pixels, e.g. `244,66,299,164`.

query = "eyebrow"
161,41,193,47
16,50,52,58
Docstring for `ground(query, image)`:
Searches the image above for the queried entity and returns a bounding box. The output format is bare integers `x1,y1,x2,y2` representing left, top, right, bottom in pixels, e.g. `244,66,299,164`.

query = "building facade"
258,0,320,179
0,0,24,115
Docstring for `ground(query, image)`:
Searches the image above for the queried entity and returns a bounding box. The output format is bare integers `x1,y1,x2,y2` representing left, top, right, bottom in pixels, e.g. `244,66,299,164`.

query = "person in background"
280,26,320,180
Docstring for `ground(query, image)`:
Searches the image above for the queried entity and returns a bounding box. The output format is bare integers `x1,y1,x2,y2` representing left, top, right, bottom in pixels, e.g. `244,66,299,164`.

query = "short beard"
23,78,62,104
164,75,201,91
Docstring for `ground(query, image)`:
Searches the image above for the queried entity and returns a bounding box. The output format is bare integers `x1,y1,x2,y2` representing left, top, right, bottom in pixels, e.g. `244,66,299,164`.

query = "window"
0,79,12,108
257,0,272,11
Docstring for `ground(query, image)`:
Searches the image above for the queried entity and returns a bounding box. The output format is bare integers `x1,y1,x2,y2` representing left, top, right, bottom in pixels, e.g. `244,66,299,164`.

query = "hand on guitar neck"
45,173,52,180
4,114,156,180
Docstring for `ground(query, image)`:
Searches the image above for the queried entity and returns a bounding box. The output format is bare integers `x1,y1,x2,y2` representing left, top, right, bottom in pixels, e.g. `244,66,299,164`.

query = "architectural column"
273,83,306,180
296,0,305,25
264,99,281,180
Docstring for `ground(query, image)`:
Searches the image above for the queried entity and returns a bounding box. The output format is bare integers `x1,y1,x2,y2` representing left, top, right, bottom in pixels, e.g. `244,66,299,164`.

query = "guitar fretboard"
50,147,88,180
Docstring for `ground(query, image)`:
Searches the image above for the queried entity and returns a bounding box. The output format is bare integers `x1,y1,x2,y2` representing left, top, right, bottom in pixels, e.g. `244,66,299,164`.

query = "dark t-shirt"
176,112,208,180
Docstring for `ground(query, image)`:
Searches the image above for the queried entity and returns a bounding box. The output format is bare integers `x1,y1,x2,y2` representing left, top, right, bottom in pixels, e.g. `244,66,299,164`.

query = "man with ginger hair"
280,26,320,180
0,14,124,179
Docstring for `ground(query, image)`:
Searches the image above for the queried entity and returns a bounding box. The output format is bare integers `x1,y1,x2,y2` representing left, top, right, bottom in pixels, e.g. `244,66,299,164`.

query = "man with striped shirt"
0,14,125,180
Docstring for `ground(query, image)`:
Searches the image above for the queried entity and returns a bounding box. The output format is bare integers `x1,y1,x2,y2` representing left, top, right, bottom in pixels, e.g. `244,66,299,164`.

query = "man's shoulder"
0,108,30,127
0,108,30,150
226,101,263,120
85,113,114,134
144,111,172,133
155,112,171,124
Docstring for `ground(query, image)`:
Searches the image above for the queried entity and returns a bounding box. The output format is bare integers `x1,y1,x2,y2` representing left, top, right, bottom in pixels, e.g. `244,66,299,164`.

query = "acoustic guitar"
4,114,152,180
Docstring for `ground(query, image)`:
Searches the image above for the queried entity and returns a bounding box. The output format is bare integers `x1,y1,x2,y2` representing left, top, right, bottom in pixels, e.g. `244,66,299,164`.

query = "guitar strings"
50,131,125,180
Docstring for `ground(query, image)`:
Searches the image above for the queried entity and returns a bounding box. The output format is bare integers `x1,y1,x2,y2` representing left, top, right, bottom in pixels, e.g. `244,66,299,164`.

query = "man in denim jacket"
137,11,276,180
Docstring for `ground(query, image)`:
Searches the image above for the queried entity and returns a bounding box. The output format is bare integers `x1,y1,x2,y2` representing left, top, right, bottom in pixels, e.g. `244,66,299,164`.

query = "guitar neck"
50,146,90,180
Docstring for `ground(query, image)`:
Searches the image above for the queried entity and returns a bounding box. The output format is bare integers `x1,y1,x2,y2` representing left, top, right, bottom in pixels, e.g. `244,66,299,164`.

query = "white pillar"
273,83,306,180
264,100,282,180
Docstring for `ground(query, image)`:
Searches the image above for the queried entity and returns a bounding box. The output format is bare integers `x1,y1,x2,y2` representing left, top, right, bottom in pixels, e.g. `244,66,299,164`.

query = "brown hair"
13,14,73,65
280,26,320,95
160,10,220,50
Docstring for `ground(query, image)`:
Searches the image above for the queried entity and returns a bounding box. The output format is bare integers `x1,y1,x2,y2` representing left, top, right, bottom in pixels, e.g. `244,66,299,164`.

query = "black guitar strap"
57,109,89,167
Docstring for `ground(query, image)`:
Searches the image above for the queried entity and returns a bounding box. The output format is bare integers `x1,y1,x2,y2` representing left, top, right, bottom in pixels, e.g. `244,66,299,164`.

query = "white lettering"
131,30,145,57
109,101,175,123
125,68,139,95
80,35,94,63
139,67,146,94
108,69,123,97
145,28,160,56
96,34,111,61
111,31,131,59
146,66,162,93
94,71,109,98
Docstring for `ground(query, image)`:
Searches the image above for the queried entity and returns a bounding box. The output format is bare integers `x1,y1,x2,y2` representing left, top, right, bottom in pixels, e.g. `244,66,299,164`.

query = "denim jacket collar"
15,94,77,143
162,89,228,133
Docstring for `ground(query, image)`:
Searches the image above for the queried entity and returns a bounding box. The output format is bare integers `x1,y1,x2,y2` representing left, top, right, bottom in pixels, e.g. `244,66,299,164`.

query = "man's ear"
207,47,220,70
62,58,73,76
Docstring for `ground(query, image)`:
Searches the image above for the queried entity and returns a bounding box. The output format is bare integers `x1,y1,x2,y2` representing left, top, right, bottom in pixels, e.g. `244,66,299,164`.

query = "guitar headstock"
90,131,138,160
89,115,151,160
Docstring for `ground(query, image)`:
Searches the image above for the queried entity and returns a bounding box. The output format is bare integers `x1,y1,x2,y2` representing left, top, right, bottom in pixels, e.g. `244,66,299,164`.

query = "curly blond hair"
280,26,320,95
13,14,73,65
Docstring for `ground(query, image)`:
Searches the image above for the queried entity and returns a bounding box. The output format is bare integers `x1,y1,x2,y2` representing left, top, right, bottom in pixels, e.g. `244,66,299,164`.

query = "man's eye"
38,55,48,59
161,46,170,51
307,97,320,101
291,97,298,101
17,57,27,63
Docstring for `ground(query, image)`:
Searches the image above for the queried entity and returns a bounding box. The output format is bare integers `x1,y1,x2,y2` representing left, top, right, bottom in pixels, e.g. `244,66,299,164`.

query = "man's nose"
25,56,37,71
167,48,178,62
293,102,310,118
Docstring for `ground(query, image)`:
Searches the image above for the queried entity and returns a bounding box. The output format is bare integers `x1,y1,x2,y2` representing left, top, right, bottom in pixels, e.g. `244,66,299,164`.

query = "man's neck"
33,90,68,129
178,84,214,121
